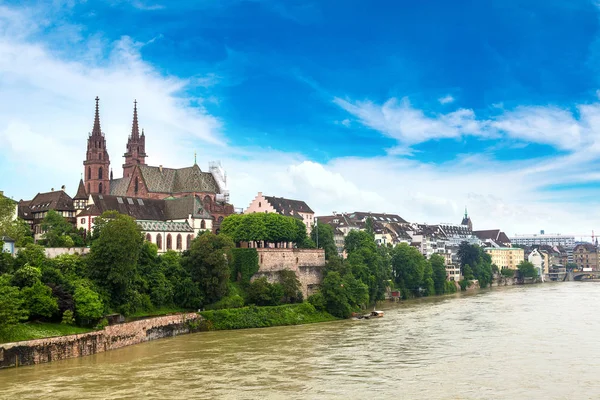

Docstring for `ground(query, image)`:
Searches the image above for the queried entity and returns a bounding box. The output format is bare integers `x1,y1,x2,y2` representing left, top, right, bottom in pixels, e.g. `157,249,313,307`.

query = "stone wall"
253,248,325,297
0,313,201,369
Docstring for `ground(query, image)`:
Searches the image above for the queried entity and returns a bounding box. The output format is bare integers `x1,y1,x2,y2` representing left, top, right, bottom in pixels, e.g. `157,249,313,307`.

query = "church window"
167,234,172,250
156,234,162,249
99,182,103,193
201,220,206,229
99,167,103,179
259,202,261,208
146,233,152,242
203,195,211,212
134,177,139,194
176,234,182,250
87,183,90,193
88,167,91,180
187,234,192,249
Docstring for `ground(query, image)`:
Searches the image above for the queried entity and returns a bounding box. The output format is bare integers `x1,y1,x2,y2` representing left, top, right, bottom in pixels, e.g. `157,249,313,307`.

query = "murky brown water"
2,283,599,399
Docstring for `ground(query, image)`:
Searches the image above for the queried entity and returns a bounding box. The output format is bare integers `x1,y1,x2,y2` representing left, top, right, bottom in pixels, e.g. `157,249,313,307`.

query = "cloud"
333,96,486,145
438,94,455,104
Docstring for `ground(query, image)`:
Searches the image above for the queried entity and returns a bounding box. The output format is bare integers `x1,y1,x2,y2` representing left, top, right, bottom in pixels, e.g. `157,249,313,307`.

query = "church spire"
131,99,140,139
464,206,468,219
92,96,102,136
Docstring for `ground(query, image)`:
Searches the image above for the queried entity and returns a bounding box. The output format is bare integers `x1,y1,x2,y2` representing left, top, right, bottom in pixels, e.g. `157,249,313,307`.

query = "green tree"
320,271,352,318
501,268,515,278
0,284,28,329
14,243,46,269
21,281,59,319
73,284,104,324
0,194,16,235
518,260,538,279
279,269,303,303
11,264,42,288
566,263,578,271
3,218,33,247
87,212,144,308
248,277,284,306
457,242,479,270
181,232,233,307
365,217,375,237
391,243,426,297
430,254,447,295
41,210,74,247
311,222,337,260
462,264,474,280
422,260,435,296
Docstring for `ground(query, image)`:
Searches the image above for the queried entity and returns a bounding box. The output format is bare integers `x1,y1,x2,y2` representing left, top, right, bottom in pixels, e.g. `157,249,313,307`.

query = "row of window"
146,233,193,251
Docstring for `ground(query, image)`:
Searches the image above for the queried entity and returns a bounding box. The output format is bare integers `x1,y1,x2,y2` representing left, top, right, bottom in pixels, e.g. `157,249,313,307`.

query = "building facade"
485,247,525,270
572,244,598,271
510,233,575,248
245,192,314,231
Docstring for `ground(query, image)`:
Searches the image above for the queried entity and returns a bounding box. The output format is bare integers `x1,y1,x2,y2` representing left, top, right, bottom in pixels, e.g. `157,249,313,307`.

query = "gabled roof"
138,164,220,194
18,200,31,219
473,229,511,245
83,194,167,220
349,212,408,224
110,177,131,196
264,196,314,214
74,179,87,200
574,243,597,252
26,190,74,213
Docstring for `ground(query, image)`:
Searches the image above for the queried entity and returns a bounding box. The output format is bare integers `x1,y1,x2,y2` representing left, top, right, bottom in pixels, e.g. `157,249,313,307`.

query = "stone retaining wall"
0,313,201,369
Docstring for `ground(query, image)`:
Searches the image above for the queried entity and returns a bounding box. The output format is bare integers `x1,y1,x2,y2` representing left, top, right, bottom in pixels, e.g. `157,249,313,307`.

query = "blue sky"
2,0,600,236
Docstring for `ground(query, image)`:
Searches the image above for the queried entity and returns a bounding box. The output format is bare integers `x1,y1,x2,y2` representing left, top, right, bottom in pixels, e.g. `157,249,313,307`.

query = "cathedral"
19,97,234,252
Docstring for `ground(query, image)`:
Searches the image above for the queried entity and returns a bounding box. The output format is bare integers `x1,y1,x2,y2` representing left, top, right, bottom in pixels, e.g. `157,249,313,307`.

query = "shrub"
205,294,245,310
61,310,75,325
248,277,284,306
444,281,457,294
459,280,470,291
230,248,259,285
21,282,59,320
307,292,326,311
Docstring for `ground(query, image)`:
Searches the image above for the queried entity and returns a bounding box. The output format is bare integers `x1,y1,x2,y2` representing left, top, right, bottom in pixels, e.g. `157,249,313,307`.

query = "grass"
0,322,93,344
126,306,191,320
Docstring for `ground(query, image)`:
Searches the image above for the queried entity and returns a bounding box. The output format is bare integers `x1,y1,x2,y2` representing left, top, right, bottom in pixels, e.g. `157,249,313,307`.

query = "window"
81,218,86,224
203,195,211,212
127,198,134,205
176,234,182,250
99,167,103,179
201,220,206,229
88,167,91,180
146,233,152,242
134,177,139,194
137,199,144,206
166,234,172,250
99,182,103,194
187,234,192,249
259,201,261,208
157,234,162,250
117,197,124,204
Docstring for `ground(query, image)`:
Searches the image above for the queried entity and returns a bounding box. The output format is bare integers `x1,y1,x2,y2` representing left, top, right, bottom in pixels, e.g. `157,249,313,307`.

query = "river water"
2,283,600,399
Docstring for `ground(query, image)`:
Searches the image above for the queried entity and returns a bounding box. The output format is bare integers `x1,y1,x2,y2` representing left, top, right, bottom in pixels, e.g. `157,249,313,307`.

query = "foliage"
205,294,245,310
566,263,578,271
3,218,33,247
501,268,515,278
430,254,447,295
220,213,308,246
21,282,59,320
391,243,426,298
279,270,303,304
230,248,259,285
14,244,46,269
87,212,144,308
11,264,42,288
518,260,538,279
61,310,75,325
462,264,474,280
199,302,337,331
247,277,284,306
458,242,480,270
0,284,28,330
41,210,74,247
457,243,493,288
311,222,337,260
182,232,233,307
307,292,326,311
320,271,368,318
444,280,457,294
459,280,470,291
73,284,104,324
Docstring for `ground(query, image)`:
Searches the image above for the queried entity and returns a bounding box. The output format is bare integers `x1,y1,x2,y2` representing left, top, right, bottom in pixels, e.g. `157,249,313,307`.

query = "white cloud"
438,94,455,104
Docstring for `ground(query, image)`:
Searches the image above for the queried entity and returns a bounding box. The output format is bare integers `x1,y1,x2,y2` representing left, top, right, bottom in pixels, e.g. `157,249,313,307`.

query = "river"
2,283,600,399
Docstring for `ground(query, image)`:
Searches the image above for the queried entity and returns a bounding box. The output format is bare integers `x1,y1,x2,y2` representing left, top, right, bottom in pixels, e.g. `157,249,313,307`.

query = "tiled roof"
264,196,314,214
164,196,212,220
137,220,194,232
438,224,473,236
349,212,408,224
110,177,131,196
18,200,31,219
85,194,167,220
574,243,597,252
473,229,511,245
26,190,74,213
74,179,87,200
138,164,220,194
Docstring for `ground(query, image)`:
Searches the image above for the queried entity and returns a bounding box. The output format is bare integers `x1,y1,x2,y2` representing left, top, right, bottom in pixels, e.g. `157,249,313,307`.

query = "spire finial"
92,96,102,136
194,151,197,165
131,99,140,139
464,206,468,219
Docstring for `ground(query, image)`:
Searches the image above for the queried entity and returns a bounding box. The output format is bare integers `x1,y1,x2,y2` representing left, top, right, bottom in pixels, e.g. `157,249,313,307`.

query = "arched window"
217,216,224,224
203,195,211,212
146,233,152,242
166,234,172,250
259,201,261,208
176,234,182,250
201,220,206,229
99,182,103,193
98,167,103,179
156,234,162,250
88,167,91,180
134,177,139,194
187,234,192,249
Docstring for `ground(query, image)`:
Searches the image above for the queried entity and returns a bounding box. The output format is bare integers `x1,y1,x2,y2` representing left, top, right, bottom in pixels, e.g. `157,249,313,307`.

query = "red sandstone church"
19,97,234,250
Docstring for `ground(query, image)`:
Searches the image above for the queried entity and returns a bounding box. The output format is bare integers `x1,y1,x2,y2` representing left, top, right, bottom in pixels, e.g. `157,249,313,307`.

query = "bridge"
565,271,600,281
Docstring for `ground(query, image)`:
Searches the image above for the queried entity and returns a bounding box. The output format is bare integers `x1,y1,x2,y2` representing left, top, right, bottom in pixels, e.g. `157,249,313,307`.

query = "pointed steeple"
92,96,102,136
194,151,197,165
74,179,87,200
131,99,140,139
464,206,468,219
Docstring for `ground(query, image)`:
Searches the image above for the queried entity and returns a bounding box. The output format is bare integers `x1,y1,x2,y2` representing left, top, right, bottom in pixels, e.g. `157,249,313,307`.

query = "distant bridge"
565,271,600,281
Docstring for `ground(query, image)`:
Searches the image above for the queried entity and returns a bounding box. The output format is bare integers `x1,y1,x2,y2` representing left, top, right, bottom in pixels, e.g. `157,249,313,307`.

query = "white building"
511,233,575,248
527,248,545,281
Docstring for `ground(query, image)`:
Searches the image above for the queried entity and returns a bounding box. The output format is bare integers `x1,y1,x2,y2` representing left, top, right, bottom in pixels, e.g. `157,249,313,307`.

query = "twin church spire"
83,97,148,195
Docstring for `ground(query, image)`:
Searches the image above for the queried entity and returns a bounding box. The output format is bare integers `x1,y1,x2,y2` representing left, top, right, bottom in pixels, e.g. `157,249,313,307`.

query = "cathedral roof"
137,220,194,233
137,164,220,194
74,179,87,200
164,196,212,220
110,177,131,196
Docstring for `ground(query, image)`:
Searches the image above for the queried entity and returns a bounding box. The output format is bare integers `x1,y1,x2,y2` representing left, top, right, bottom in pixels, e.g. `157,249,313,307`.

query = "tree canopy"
220,213,308,246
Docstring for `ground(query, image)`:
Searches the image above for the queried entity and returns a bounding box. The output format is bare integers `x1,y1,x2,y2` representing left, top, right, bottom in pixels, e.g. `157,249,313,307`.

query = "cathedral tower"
83,97,111,194
122,100,147,178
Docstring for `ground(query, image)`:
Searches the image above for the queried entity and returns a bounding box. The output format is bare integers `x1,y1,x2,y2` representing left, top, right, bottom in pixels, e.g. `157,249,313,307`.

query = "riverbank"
0,322,93,344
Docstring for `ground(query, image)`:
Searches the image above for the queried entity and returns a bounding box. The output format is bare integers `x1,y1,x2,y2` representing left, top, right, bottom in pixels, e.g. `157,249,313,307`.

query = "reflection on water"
2,283,600,399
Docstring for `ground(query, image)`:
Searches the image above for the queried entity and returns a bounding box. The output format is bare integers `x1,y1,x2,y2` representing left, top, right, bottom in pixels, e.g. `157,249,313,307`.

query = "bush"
307,292,326,311
205,294,245,310
61,310,75,325
248,277,284,306
459,280,470,291
73,284,104,325
21,282,59,320
444,281,457,294
230,248,259,285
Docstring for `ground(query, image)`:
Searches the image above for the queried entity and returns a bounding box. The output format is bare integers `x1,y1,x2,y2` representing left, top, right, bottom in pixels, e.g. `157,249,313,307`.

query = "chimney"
159,165,163,173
